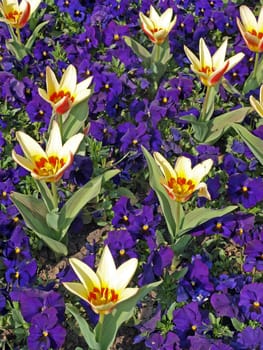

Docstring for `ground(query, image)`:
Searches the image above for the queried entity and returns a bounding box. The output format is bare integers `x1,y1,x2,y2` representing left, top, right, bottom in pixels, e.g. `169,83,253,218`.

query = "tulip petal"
212,40,228,69
69,258,100,291
196,183,211,200
114,258,138,290
60,65,77,93
12,151,35,173
75,76,93,94
60,133,84,159
119,287,139,302
250,95,263,118
16,131,47,161
225,53,245,72
200,38,212,71
191,159,213,183
149,5,160,24
240,5,258,32
184,45,201,70
46,121,62,156
63,282,88,301
46,66,59,98
96,245,117,287
153,152,177,180
174,156,192,179
159,8,173,28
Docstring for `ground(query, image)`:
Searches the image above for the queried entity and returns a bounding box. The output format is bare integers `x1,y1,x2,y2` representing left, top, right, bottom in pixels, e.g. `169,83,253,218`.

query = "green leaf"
46,210,60,231
58,170,119,240
204,107,251,144
243,71,259,94
231,123,263,165
62,99,89,141
96,281,162,350
66,304,100,350
180,206,238,235
203,86,217,122
123,36,151,61
25,20,49,50
33,233,68,256
181,115,211,143
173,235,192,256
231,318,245,332
142,146,176,240
34,180,56,211
6,40,29,60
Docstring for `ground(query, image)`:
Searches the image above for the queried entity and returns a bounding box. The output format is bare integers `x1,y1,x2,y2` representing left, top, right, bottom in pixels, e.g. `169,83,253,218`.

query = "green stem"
16,29,21,44
253,52,260,78
200,86,211,122
175,201,182,236
51,182,59,209
56,113,63,139
97,313,105,343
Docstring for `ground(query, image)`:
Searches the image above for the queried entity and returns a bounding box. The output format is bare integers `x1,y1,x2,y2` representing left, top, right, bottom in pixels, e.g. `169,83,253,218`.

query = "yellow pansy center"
88,287,119,306
33,155,66,177
50,90,74,104
167,176,195,200
253,301,260,309
15,247,21,254
42,331,49,337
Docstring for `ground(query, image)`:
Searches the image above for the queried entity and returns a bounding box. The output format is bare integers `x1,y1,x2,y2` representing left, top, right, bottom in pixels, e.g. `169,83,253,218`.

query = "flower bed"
1,0,263,349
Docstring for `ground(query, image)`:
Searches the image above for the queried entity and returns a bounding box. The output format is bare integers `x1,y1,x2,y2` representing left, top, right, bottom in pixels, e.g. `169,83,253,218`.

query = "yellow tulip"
12,121,84,182
184,38,244,86
38,65,93,115
63,245,138,315
250,84,263,118
139,5,176,45
237,5,263,52
153,152,213,203
0,0,41,28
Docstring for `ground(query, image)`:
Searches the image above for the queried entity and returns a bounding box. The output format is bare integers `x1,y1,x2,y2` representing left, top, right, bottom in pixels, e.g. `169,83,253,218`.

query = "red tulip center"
33,155,66,176
87,287,119,306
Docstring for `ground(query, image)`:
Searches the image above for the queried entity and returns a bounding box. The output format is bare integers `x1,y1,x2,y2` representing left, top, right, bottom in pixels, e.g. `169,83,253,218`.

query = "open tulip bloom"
63,245,138,315
153,152,213,203
139,5,176,45
0,0,41,29
12,120,84,183
250,84,263,118
184,38,244,87
237,5,263,53
38,65,93,115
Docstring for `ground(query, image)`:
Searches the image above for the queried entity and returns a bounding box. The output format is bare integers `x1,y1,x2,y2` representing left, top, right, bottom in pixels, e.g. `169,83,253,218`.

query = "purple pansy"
239,283,263,323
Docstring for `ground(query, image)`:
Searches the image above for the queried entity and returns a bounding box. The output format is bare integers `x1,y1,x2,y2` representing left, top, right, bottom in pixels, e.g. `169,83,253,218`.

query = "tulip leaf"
66,304,100,350
62,99,89,141
33,232,68,256
243,71,260,94
180,115,211,143
123,36,151,60
97,281,162,350
34,180,57,211
58,169,119,239
231,123,263,165
6,40,29,60
46,210,60,232
204,107,251,144
142,146,177,240
25,20,49,50
180,206,238,235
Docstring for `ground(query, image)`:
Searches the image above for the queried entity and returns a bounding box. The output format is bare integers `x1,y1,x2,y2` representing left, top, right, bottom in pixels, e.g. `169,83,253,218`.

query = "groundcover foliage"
2,0,263,349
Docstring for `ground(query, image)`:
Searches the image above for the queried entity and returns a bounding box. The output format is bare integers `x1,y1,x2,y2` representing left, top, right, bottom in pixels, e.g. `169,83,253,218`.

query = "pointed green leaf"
231,318,245,332
97,281,162,350
25,20,49,50
231,123,263,165
180,206,238,235
243,71,259,94
62,99,89,141
180,116,210,142
46,210,60,231
142,146,177,240
66,304,100,350
6,40,29,60
33,233,68,256
34,180,56,211
123,36,151,60
58,170,119,239
205,107,251,144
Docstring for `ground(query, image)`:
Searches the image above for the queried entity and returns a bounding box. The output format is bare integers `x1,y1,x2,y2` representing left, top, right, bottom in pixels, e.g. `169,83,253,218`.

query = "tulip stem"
16,29,21,44
175,201,182,236
97,313,105,343
51,182,59,209
200,86,211,122
253,52,260,78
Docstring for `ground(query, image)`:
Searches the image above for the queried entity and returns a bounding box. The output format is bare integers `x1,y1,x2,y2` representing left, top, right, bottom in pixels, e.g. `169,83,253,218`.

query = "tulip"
184,38,244,86
63,245,138,315
153,152,213,203
38,65,93,115
139,5,176,45
237,5,263,53
250,84,263,118
0,0,41,29
12,121,84,182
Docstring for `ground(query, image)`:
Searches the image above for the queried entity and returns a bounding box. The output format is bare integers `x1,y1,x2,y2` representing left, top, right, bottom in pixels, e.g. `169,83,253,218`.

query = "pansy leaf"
96,281,162,350
231,123,263,165
66,304,100,350
180,206,238,235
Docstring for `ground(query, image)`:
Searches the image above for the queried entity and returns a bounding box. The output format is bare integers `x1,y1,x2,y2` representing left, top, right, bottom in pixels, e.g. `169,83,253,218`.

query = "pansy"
38,65,93,115
12,120,84,183
237,5,263,52
139,5,177,45
184,38,244,86
250,84,263,118
0,0,41,29
153,152,213,203
63,245,138,314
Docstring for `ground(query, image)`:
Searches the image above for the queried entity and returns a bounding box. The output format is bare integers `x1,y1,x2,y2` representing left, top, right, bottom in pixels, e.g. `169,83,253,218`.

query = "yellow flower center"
162,97,168,104
2,191,7,197
253,301,260,308
15,247,21,254
237,228,243,235
13,217,19,223
123,215,128,222
242,186,248,192
250,29,263,39
119,249,125,256
6,9,21,24
88,287,119,306
167,177,195,201
42,331,49,337
216,222,222,230
191,325,197,331
15,271,19,279
33,155,66,177
114,34,120,41
142,224,149,231
50,90,74,104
